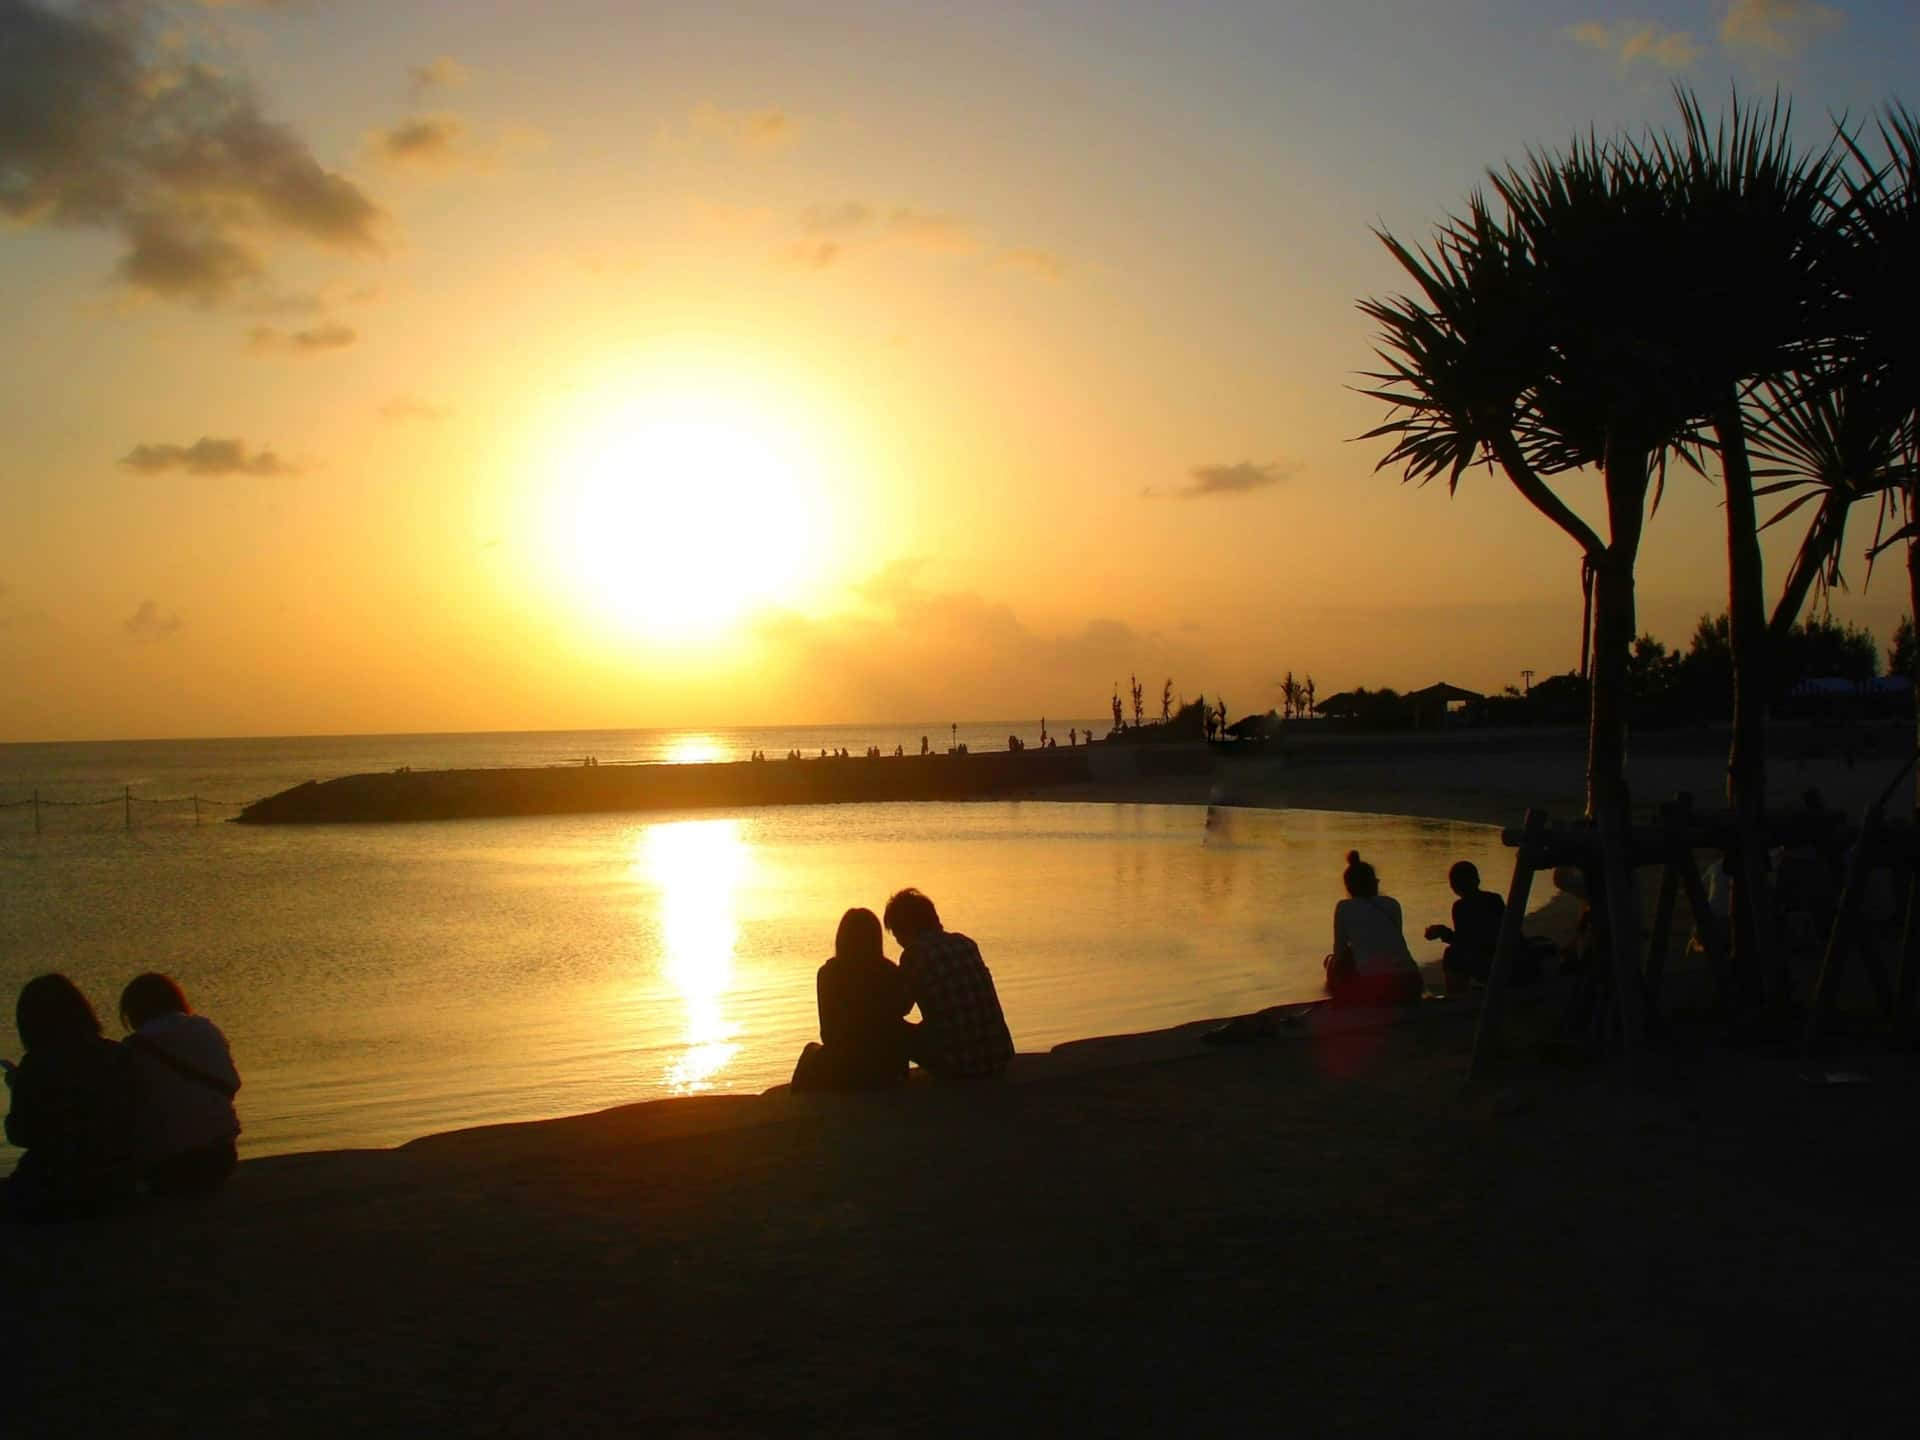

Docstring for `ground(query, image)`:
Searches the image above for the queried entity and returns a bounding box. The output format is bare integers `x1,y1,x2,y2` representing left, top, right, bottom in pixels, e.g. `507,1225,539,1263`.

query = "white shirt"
126,1012,241,1166
1333,895,1417,976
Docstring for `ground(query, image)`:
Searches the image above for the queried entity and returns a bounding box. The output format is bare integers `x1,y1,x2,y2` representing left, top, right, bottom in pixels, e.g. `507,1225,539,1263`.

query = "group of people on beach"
791,858,1515,1090
1327,849,1512,1005
2,972,240,1223
790,887,1015,1091
3,857,1515,1210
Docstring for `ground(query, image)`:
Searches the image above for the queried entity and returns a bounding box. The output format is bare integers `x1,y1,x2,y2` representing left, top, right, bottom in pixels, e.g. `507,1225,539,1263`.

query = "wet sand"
12,735,1919,1435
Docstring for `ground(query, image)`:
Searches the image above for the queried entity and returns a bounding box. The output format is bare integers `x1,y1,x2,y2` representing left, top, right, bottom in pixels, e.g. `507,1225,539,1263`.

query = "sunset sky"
3,0,1917,741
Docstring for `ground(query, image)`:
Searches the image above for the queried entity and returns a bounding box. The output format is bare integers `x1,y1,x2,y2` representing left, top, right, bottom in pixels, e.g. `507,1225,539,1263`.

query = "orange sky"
2,1,1915,740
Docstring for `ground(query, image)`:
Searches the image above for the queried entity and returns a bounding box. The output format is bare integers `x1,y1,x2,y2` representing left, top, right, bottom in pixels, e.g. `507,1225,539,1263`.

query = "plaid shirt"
899,928,1013,1078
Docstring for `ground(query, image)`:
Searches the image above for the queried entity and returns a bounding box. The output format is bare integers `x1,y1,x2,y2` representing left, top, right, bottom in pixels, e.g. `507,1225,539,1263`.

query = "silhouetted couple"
791,888,1014,1091
3,972,241,1222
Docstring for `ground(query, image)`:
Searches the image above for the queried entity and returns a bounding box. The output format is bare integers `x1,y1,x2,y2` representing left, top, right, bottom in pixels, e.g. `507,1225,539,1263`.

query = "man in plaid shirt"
885,888,1014,1080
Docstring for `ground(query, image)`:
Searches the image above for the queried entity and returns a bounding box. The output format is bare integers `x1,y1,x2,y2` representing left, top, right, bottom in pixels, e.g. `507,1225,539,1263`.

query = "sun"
544,388,824,641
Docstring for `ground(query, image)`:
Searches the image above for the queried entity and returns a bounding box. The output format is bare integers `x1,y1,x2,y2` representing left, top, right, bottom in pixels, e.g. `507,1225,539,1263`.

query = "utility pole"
1521,669,1535,696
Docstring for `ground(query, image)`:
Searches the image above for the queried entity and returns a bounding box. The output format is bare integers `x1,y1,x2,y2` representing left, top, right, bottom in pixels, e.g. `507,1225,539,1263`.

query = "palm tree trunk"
1717,400,1775,1007
1588,448,1651,1056
1909,516,1920,811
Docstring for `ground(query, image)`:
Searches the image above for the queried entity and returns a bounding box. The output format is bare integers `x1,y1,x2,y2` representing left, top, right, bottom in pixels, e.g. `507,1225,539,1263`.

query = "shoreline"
15,746,1917,1434
211,725,1918,1164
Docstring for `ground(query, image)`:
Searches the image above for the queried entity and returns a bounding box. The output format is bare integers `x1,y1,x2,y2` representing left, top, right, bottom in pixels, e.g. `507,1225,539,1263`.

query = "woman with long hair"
3,974,134,1221
791,908,910,1091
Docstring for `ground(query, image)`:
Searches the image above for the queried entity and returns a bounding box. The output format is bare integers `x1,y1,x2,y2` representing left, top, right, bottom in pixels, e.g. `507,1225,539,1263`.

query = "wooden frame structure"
1469,793,1920,1084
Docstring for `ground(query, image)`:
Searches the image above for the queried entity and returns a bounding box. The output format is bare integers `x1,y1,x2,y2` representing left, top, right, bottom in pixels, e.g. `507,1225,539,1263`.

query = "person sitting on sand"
1425,861,1506,996
2,974,134,1222
120,973,241,1194
886,888,1014,1080
791,909,910,1092
1325,851,1423,1006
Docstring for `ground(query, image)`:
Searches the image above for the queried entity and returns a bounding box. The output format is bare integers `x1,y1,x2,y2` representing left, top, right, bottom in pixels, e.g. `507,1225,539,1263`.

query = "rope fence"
0,786,261,833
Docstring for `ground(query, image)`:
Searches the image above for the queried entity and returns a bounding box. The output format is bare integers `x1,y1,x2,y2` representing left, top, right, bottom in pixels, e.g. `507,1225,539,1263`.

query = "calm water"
0,732,1511,1168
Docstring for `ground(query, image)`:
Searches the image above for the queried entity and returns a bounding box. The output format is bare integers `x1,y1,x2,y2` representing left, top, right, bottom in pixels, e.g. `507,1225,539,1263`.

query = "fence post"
124,784,131,832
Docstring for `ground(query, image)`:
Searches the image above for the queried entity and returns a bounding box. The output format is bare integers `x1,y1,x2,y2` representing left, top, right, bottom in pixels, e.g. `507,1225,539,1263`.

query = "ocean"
0,727,1509,1169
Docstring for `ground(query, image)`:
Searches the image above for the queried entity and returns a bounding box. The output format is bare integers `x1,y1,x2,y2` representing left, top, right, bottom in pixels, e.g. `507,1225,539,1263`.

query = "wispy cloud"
670,103,803,155
1719,0,1844,57
788,201,1060,276
1175,461,1294,499
370,115,466,168
0,0,383,306
246,323,357,355
407,56,472,103
379,395,452,423
1569,19,1704,69
124,601,182,640
885,208,979,254
751,560,1190,721
996,246,1068,281
120,438,297,477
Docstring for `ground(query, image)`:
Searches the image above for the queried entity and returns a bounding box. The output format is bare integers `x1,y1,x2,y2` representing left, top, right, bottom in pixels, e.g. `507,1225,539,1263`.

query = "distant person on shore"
886,888,1014,1080
791,909,910,1092
1425,861,1506,996
1325,852,1423,1006
2,974,134,1222
120,973,241,1194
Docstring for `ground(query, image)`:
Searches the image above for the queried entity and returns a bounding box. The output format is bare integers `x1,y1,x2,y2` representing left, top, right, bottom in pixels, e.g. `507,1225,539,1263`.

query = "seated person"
1325,851,1423,1006
3,974,134,1222
886,888,1014,1080
119,973,242,1194
1426,861,1507,995
792,909,910,1092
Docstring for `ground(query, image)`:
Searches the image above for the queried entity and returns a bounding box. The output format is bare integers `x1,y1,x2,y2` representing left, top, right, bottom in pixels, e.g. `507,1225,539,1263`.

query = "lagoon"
1,790,1508,1164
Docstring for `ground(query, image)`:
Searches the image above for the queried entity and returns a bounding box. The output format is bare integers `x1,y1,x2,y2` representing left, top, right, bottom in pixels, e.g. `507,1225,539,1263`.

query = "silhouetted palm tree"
1643,94,1847,996
1362,118,1754,1046
1834,106,1920,798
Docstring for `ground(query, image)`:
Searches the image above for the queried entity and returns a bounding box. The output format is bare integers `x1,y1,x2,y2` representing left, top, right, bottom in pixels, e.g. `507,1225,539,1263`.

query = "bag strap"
128,1032,239,1100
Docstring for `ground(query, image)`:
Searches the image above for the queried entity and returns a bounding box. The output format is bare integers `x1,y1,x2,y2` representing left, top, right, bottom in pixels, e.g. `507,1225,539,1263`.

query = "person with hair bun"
119,973,240,1195
1325,851,1423,1005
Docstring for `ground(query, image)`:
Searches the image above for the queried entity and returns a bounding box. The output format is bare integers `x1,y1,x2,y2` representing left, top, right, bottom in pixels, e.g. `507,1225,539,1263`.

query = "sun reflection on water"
636,818,749,1091
663,734,726,765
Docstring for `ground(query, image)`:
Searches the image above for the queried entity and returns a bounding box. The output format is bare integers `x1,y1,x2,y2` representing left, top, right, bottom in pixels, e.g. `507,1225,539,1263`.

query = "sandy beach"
10,745,1918,1437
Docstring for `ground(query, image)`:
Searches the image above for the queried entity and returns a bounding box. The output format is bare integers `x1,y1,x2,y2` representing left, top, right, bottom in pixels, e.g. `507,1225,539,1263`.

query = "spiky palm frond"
1831,107,1920,425
1750,367,1913,628
1357,198,1557,491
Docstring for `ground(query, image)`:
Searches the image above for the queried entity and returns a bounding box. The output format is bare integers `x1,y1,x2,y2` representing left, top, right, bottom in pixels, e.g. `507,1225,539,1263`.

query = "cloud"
885,208,978,254
751,561,1178,720
801,200,873,234
1177,461,1294,499
668,103,802,155
246,322,357,355
996,246,1067,281
370,115,465,168
120,437,296,476
0,0,383,305
379,395,451,422
789,202,1007,268
1569,19,1703,69
367,111,544,174
124,600,182,640
407,56,471,103
1719,0,1843,56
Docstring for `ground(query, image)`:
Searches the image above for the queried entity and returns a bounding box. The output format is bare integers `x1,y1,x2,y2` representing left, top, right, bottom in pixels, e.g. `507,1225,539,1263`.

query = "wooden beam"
1804,804,1882,1065
1470,808,1546,1086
